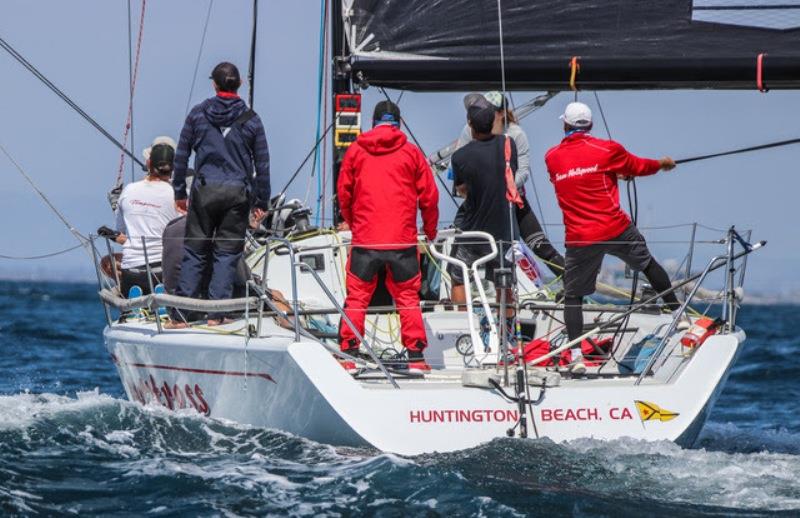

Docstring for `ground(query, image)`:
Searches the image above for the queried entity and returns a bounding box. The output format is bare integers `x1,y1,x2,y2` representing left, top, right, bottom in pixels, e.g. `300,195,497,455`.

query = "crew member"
450,97,518,312
337,100,439,373
544,102,682,373
170,62,270,327
110,137,181,297
455,92,565,276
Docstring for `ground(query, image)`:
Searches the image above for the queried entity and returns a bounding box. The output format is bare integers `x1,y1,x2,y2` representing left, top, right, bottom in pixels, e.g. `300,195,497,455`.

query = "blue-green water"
1,280,798,516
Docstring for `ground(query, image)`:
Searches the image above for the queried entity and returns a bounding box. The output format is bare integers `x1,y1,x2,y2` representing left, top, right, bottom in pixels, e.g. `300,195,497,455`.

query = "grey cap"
463,92,484,110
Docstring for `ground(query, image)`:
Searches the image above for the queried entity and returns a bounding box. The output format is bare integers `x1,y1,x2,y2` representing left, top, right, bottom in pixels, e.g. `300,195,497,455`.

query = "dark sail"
343,0,800,91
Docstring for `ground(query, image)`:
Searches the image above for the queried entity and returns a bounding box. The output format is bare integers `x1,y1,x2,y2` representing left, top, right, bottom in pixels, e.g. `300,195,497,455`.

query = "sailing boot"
339,339,371,374
407,346,432,375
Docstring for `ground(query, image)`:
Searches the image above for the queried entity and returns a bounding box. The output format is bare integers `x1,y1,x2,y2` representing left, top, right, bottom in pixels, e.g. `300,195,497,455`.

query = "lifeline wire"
0,35,145,169
0,243,84,261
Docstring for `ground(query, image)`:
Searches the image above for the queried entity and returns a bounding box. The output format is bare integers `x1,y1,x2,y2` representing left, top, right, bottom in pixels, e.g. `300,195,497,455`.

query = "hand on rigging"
659,157,677,171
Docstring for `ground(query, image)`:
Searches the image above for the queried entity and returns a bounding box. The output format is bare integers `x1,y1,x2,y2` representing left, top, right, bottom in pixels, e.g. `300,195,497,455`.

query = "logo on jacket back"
554,164,599,182
692,0,800,30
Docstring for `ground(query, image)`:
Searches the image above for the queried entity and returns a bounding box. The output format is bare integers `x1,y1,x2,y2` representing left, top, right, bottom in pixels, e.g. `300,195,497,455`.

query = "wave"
1,391,799,516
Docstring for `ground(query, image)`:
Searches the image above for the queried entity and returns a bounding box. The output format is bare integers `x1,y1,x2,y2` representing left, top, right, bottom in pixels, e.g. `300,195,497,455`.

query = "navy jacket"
173,93,271,209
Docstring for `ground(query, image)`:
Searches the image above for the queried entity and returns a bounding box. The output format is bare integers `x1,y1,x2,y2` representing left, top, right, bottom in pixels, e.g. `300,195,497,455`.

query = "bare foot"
206,318,232,327
164,320,190,329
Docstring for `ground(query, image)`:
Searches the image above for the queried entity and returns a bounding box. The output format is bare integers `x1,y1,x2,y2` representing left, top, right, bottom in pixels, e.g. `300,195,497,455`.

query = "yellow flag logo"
635,401,679,423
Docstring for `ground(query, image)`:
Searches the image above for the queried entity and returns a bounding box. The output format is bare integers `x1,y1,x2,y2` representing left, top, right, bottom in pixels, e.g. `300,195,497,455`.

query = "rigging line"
115,0,147,188
526,166,550,239
320,12,330,223
312,0,328,224
185,0,214,115
592,91,635,351
127,0,135,183
0,243,84,261
0,141,88,246
279,122,335,194
593,91,612,140
675,137,800,165
377,87,458,208
496,0,507,125
0,36,145,169
247,0,258,108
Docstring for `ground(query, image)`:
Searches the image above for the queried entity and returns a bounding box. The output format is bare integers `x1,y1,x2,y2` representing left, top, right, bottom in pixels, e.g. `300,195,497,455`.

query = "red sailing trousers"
339,246,427,352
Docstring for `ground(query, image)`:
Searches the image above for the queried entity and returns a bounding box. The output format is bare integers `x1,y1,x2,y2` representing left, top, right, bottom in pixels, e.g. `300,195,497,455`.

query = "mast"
330,0,351,226
248,0,258,107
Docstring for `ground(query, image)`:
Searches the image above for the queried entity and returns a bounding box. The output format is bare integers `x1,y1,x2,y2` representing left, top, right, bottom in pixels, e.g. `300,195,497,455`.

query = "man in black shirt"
449,97,518,306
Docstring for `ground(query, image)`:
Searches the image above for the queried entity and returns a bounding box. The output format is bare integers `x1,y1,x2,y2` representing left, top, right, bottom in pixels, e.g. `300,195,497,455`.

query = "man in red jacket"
337,101,439,373
545,102,681,373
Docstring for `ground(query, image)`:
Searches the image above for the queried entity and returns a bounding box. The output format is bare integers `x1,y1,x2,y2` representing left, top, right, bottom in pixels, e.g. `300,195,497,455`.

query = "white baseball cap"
483,91,506,109
142,135,177,161
559,102,592,128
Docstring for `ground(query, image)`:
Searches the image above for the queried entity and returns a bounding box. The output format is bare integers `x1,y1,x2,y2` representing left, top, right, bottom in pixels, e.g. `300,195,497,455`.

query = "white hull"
105,320,743,455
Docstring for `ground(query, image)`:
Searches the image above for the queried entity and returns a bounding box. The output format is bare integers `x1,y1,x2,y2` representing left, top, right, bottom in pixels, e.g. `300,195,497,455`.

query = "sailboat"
94,0,797,456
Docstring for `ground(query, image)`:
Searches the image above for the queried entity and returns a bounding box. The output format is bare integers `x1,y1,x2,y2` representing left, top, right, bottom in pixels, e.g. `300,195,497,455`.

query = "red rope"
115,0,147,187
757,53,768,93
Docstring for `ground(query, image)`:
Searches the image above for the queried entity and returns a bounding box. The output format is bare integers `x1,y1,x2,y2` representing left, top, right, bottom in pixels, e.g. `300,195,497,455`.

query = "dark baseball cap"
372,100,401,126
467,97,496,133
210,62,241,92
149,143,175,170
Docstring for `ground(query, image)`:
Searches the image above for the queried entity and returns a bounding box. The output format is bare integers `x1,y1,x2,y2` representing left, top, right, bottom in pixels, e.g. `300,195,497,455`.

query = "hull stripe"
112,356,276,384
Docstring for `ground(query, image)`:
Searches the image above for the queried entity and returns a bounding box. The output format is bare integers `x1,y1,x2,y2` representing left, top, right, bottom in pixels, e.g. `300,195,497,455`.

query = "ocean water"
0,280,798,516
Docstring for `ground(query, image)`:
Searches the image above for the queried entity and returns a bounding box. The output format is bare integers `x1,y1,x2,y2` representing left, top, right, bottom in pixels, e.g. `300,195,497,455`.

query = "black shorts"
564,225,653,298
120,263,162,297
447,241,509,286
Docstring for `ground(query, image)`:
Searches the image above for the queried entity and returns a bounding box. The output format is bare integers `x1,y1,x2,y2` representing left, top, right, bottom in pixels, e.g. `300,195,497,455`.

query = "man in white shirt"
113,137,181,297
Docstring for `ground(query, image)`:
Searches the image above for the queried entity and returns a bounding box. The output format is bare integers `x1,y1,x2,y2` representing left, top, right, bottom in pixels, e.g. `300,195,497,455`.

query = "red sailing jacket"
544,132,661,246
338,125,439,249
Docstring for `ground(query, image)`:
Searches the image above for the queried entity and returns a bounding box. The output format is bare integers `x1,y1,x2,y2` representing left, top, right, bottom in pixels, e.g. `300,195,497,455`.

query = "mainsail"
341,0,800,91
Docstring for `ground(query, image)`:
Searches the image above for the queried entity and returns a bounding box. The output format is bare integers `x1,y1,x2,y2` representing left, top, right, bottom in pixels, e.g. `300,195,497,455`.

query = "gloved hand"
97,225,120,240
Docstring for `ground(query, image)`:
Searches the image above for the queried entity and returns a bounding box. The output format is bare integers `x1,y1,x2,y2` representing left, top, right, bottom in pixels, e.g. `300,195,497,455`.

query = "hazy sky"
1,0,798,295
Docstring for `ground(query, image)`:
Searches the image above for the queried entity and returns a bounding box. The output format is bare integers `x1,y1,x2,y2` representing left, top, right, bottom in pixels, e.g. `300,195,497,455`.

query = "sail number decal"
128,375,210,415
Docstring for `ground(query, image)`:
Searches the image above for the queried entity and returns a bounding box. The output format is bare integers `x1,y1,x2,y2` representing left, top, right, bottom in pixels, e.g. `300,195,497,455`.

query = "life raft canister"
680,317,720,353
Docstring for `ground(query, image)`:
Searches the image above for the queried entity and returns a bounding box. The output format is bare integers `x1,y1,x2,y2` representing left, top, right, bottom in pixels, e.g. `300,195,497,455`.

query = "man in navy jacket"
169,62,270,326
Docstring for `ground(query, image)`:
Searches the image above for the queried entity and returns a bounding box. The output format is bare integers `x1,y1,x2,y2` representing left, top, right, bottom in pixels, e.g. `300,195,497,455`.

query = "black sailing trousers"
176,182,249,310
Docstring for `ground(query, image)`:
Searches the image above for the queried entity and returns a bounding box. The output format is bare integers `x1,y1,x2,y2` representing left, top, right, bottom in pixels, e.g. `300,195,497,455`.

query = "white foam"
0,389,118,430
565,436,800,511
